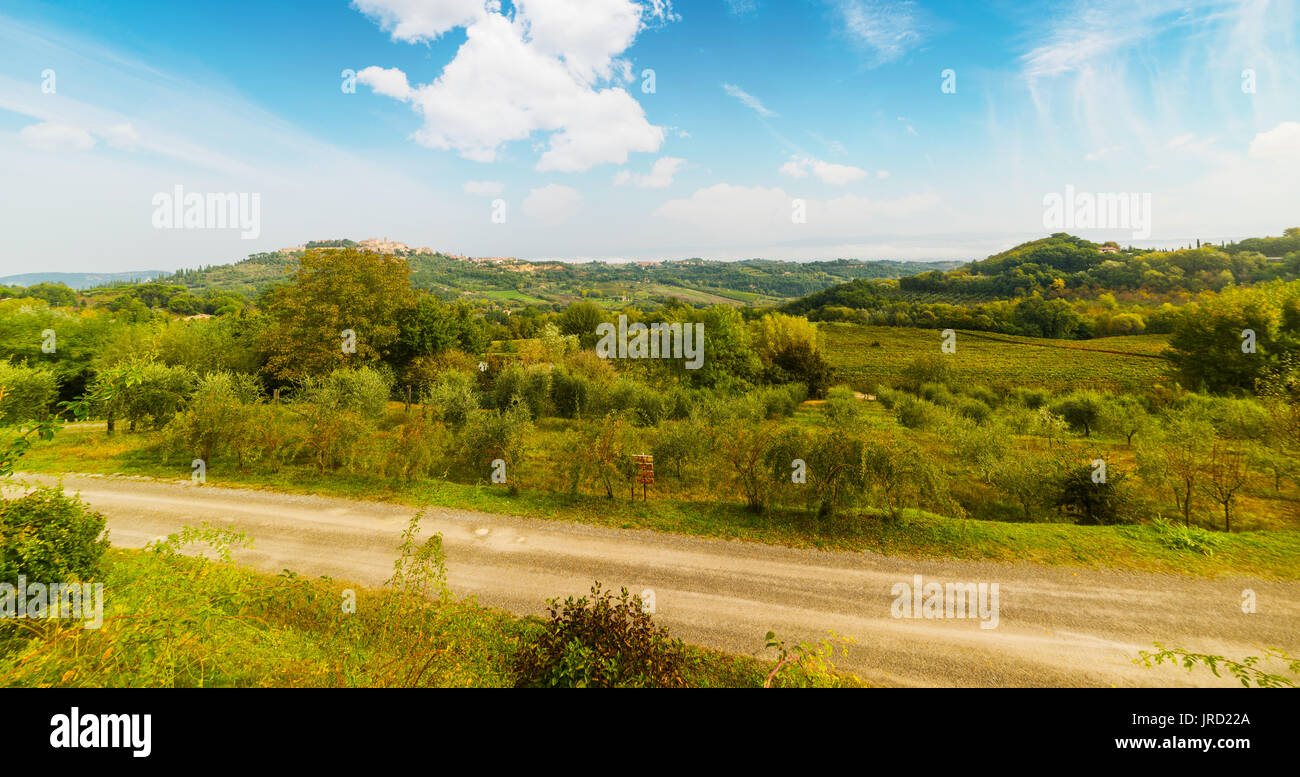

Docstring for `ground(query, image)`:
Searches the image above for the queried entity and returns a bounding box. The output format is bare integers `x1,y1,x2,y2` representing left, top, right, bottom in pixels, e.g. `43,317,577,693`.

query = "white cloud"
779,156,868,185
614,156,685,188
463,180,505,196
778,159,808,179
19,122,95,152
100,123,140,149
356,66,413,100
830,0,926,67
875,170,890,179
355,4,665,172
722,83,777,117
523,183,583,223
351,0,487,42
1248,122,1300,160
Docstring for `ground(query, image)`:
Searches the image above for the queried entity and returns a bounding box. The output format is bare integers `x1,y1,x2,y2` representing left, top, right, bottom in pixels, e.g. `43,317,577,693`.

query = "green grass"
821,323,1171,392
0,544,860,688
20,424,1300,580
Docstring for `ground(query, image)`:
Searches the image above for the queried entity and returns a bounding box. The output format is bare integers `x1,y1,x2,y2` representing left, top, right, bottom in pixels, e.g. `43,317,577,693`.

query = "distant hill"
0,270,167,290
151,244,963,309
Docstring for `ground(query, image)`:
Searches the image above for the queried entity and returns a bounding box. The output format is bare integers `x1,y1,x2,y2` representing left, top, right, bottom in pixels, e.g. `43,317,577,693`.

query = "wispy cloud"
722,83,778,117
828,0,926,67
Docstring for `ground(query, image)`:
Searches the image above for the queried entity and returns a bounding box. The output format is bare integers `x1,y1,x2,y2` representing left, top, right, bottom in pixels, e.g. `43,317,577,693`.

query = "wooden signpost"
632,454,654,501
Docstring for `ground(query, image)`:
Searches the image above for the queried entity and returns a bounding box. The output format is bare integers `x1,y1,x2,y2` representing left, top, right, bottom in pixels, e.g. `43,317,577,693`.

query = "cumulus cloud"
357,66,413,100
523,183,583,223
19,122,96,152
354,0,667,172
1248,122,1300,161
779,156,868,185
351,0,487,42
463,180,505,196
722,83,778,117
614,156,685,188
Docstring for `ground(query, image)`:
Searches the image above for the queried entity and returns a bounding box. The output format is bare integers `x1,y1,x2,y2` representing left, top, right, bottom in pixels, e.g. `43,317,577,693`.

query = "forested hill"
158,249,961,308
783,229,1300,340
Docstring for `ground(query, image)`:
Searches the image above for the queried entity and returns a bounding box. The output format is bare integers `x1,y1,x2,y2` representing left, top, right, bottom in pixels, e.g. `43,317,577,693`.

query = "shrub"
458,401,534,483
965,385,999,407
300,367,391,419
513,583,686,688
875,387,902,409
757,383,808,418
1052,462,1131,525
550,367,595,418
823,385,863,426
900,354,952,391
496,364,552,419
422,371,480,428
609,378,667,426
0,486,109,583
165,371,252,463
956,397,992,424
651,417,705,480
895,395,942,430
1010,387,1051,409
918,382,954,406
0,363,58,423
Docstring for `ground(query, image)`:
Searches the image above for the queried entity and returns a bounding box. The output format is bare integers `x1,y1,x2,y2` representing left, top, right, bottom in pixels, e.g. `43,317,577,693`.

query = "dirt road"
12,473,1299,687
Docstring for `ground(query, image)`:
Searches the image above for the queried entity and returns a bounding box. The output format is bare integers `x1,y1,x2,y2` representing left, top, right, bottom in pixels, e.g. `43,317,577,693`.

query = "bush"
900,354,952,391
458,401,534,482
493,364,552,419
422,371,480,428
300,367,391,419
956,397,992,424
550,367,596,418
609,378,667,426
1053,462,1131,525
757,383,808,418
0,486,109,583
895,395,942,430
165,371,252,463
965,385,999,407
513,583,686,688
1010,387,1051,409
0,363,58,423
823,385,863,426
918,382,954,406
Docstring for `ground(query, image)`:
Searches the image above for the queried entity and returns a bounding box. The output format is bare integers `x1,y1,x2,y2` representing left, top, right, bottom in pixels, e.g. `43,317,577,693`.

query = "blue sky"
2,0,1298,273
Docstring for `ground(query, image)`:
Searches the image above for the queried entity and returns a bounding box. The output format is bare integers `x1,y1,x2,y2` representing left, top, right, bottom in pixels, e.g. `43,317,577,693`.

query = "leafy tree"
1050,391,1105,436
261,249,415,382
1052,459,1130,525
558,301,607,349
